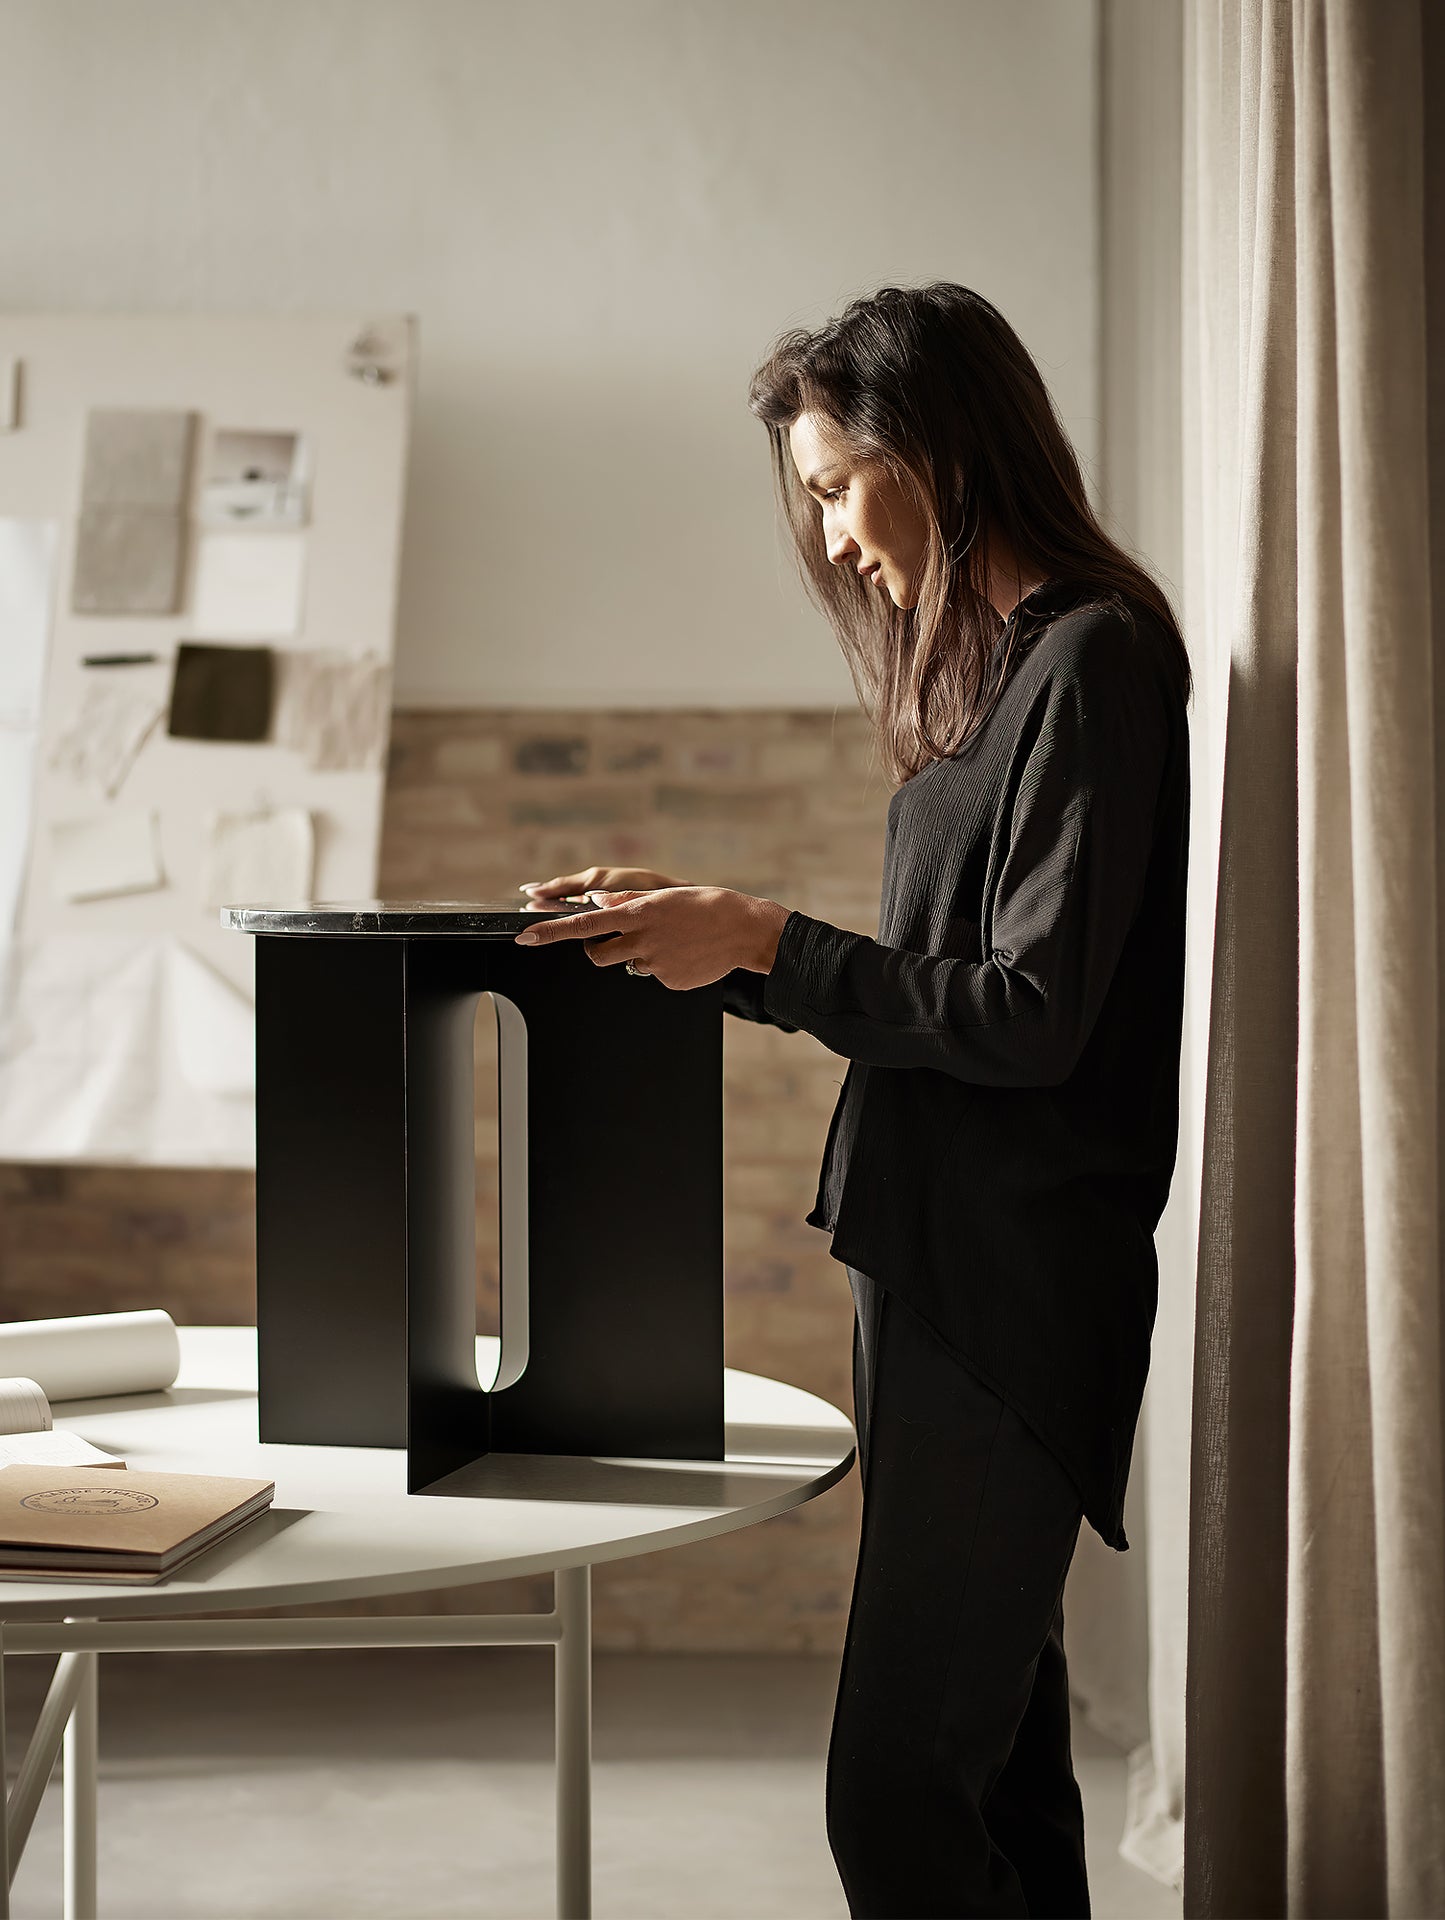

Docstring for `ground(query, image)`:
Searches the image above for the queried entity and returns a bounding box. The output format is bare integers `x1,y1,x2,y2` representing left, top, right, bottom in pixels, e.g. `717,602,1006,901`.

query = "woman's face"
788,411,930,610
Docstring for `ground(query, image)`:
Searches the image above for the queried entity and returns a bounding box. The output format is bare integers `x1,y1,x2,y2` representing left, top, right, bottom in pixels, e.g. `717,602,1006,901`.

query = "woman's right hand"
518,865,685,903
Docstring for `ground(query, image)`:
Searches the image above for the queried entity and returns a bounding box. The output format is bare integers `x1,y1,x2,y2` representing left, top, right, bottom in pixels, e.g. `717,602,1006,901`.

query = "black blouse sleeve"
719,965,801,1031
758,631,1173,1087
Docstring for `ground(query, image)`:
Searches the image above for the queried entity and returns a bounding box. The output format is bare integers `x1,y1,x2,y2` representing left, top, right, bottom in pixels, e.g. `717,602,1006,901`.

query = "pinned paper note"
273,651,391,770
191,532,307,638
50,674,167,797
49,810,164,903
200,806,313,910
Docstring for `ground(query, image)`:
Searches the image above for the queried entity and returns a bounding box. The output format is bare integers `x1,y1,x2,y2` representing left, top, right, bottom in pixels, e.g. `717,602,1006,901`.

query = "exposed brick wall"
0,708,891,1652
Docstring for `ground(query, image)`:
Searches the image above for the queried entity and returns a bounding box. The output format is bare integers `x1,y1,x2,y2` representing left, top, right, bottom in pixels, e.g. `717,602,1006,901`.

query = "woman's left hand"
514,885,789,989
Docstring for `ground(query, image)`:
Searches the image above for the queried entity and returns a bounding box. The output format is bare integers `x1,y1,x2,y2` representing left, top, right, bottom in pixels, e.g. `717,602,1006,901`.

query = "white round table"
0,1326,855,1920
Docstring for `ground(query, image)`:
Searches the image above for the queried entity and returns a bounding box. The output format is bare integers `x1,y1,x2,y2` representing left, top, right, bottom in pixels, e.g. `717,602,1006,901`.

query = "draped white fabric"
1178,2,1445,1914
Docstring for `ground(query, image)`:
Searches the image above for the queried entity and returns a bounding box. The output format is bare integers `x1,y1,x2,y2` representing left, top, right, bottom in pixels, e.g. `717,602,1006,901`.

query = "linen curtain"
1179,2,1445,1915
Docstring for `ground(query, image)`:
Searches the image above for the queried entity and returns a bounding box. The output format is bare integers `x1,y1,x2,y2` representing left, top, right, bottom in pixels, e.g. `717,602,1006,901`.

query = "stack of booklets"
0,1466,275,1585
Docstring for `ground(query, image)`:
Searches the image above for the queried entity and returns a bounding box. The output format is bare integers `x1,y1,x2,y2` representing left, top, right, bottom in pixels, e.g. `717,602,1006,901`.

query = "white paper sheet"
0,1429,124,1469
200,806,313,911
0,519,58,933
190,531,307,638
0,1376,52,1436
168,942,255,1096
49,673,167,798
0,935,257,1164
49,809,164,902
0,1310,181,1402
273,650,391,770
0,937,163,1155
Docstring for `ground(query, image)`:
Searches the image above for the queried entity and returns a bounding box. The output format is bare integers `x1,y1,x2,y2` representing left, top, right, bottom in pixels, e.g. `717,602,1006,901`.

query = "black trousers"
827,1266,1089,1919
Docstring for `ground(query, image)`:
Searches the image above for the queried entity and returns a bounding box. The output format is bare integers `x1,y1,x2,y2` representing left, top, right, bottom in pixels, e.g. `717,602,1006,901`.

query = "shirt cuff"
761,909,864,1030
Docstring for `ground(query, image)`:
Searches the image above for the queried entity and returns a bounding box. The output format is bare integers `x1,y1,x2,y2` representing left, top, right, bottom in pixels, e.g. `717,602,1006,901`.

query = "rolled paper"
0,1310,182,1403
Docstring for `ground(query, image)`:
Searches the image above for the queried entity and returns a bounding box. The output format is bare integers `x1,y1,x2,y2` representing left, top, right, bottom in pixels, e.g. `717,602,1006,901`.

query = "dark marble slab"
221,899,595,937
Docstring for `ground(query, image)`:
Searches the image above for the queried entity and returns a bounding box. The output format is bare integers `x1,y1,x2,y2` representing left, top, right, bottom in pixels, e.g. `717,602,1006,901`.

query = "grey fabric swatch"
71,505,186,616
72,408,194,615
79,409,194,507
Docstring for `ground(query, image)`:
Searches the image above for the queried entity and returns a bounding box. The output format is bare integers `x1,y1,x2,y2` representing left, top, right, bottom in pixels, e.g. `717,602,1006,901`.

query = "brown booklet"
0,1466,276,1584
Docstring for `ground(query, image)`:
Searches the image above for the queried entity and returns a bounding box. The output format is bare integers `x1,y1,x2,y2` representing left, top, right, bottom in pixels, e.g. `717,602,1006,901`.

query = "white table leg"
554,1563,591,1920
1,1622,11,1920
62,1632,97,1920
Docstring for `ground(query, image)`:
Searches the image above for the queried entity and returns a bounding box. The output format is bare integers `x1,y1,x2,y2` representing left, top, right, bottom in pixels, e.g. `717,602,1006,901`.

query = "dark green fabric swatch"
167,642,274,742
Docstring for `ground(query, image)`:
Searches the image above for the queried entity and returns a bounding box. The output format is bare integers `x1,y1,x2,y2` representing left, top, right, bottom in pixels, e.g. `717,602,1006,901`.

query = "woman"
513,281,1191,1919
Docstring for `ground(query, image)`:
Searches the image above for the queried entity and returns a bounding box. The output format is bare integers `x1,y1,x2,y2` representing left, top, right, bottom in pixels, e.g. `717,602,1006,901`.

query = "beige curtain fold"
1182,1,1444,1914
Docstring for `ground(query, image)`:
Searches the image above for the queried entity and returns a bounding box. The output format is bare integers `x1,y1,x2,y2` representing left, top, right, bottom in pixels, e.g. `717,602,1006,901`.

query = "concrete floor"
4,1647,1182,1919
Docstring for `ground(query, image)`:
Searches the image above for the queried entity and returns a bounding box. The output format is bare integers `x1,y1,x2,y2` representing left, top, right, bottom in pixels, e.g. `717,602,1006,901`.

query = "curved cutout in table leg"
490,991,530,1395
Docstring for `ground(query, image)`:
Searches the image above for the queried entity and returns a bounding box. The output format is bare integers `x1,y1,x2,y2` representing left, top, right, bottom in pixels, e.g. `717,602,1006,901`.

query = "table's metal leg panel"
255,935,410,1449
62,1641,97,1920
554,1564,592,1920
404,940,726,1483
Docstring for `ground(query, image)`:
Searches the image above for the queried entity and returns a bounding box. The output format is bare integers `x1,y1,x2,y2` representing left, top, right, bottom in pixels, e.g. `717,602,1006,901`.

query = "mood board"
0,312,415,1165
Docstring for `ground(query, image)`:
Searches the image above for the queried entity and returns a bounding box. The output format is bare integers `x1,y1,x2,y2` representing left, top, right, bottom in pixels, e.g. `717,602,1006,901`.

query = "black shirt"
720,578,1190,1551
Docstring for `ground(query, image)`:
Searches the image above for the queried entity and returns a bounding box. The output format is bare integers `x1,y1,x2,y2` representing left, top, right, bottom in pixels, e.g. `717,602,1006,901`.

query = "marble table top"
222,899,594,936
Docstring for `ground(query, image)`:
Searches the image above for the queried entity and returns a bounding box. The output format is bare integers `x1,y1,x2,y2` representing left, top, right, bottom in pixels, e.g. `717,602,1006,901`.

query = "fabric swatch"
71,409,194,616
49,810,164,903
71,504,186,616
167,642,273,742
50,673,167,798
78,409,194,507
272,650,391,770
200,807,313,911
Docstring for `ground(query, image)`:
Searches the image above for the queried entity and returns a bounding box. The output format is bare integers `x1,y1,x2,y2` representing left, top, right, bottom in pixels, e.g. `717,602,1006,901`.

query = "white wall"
1,0,1100,708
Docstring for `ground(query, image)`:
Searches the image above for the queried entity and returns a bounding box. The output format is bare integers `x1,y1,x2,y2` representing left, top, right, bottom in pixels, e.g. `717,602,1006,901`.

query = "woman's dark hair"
748,282,1192,785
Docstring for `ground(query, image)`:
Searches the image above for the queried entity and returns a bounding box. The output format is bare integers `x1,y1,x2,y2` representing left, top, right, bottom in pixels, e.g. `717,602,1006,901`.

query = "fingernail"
518,881,541,890
514,929,539,945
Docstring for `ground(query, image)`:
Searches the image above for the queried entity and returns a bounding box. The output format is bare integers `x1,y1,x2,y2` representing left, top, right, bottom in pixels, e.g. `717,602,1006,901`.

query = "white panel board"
0,313,414,1166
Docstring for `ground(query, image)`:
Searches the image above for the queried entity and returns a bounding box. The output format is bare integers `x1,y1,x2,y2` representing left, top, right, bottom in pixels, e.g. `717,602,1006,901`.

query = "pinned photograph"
199,429,310,529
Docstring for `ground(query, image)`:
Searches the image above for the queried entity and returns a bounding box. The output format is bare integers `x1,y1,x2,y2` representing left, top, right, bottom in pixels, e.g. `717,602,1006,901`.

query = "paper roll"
0,1310,181,1403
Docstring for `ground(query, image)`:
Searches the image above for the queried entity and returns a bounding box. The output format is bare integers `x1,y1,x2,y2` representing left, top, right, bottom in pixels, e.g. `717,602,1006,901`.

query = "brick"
755,738,833,781
432,738,506,779
513,736,590,775
509,792,643,829
654,786,788,823
599,741,663,774
671,740,755,779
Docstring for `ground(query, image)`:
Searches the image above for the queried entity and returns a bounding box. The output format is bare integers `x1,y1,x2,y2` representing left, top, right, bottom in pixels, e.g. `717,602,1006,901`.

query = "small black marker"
81,652,161,667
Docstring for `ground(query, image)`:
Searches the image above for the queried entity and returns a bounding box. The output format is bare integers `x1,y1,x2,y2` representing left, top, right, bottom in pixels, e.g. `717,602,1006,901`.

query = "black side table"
225,902,724,1491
